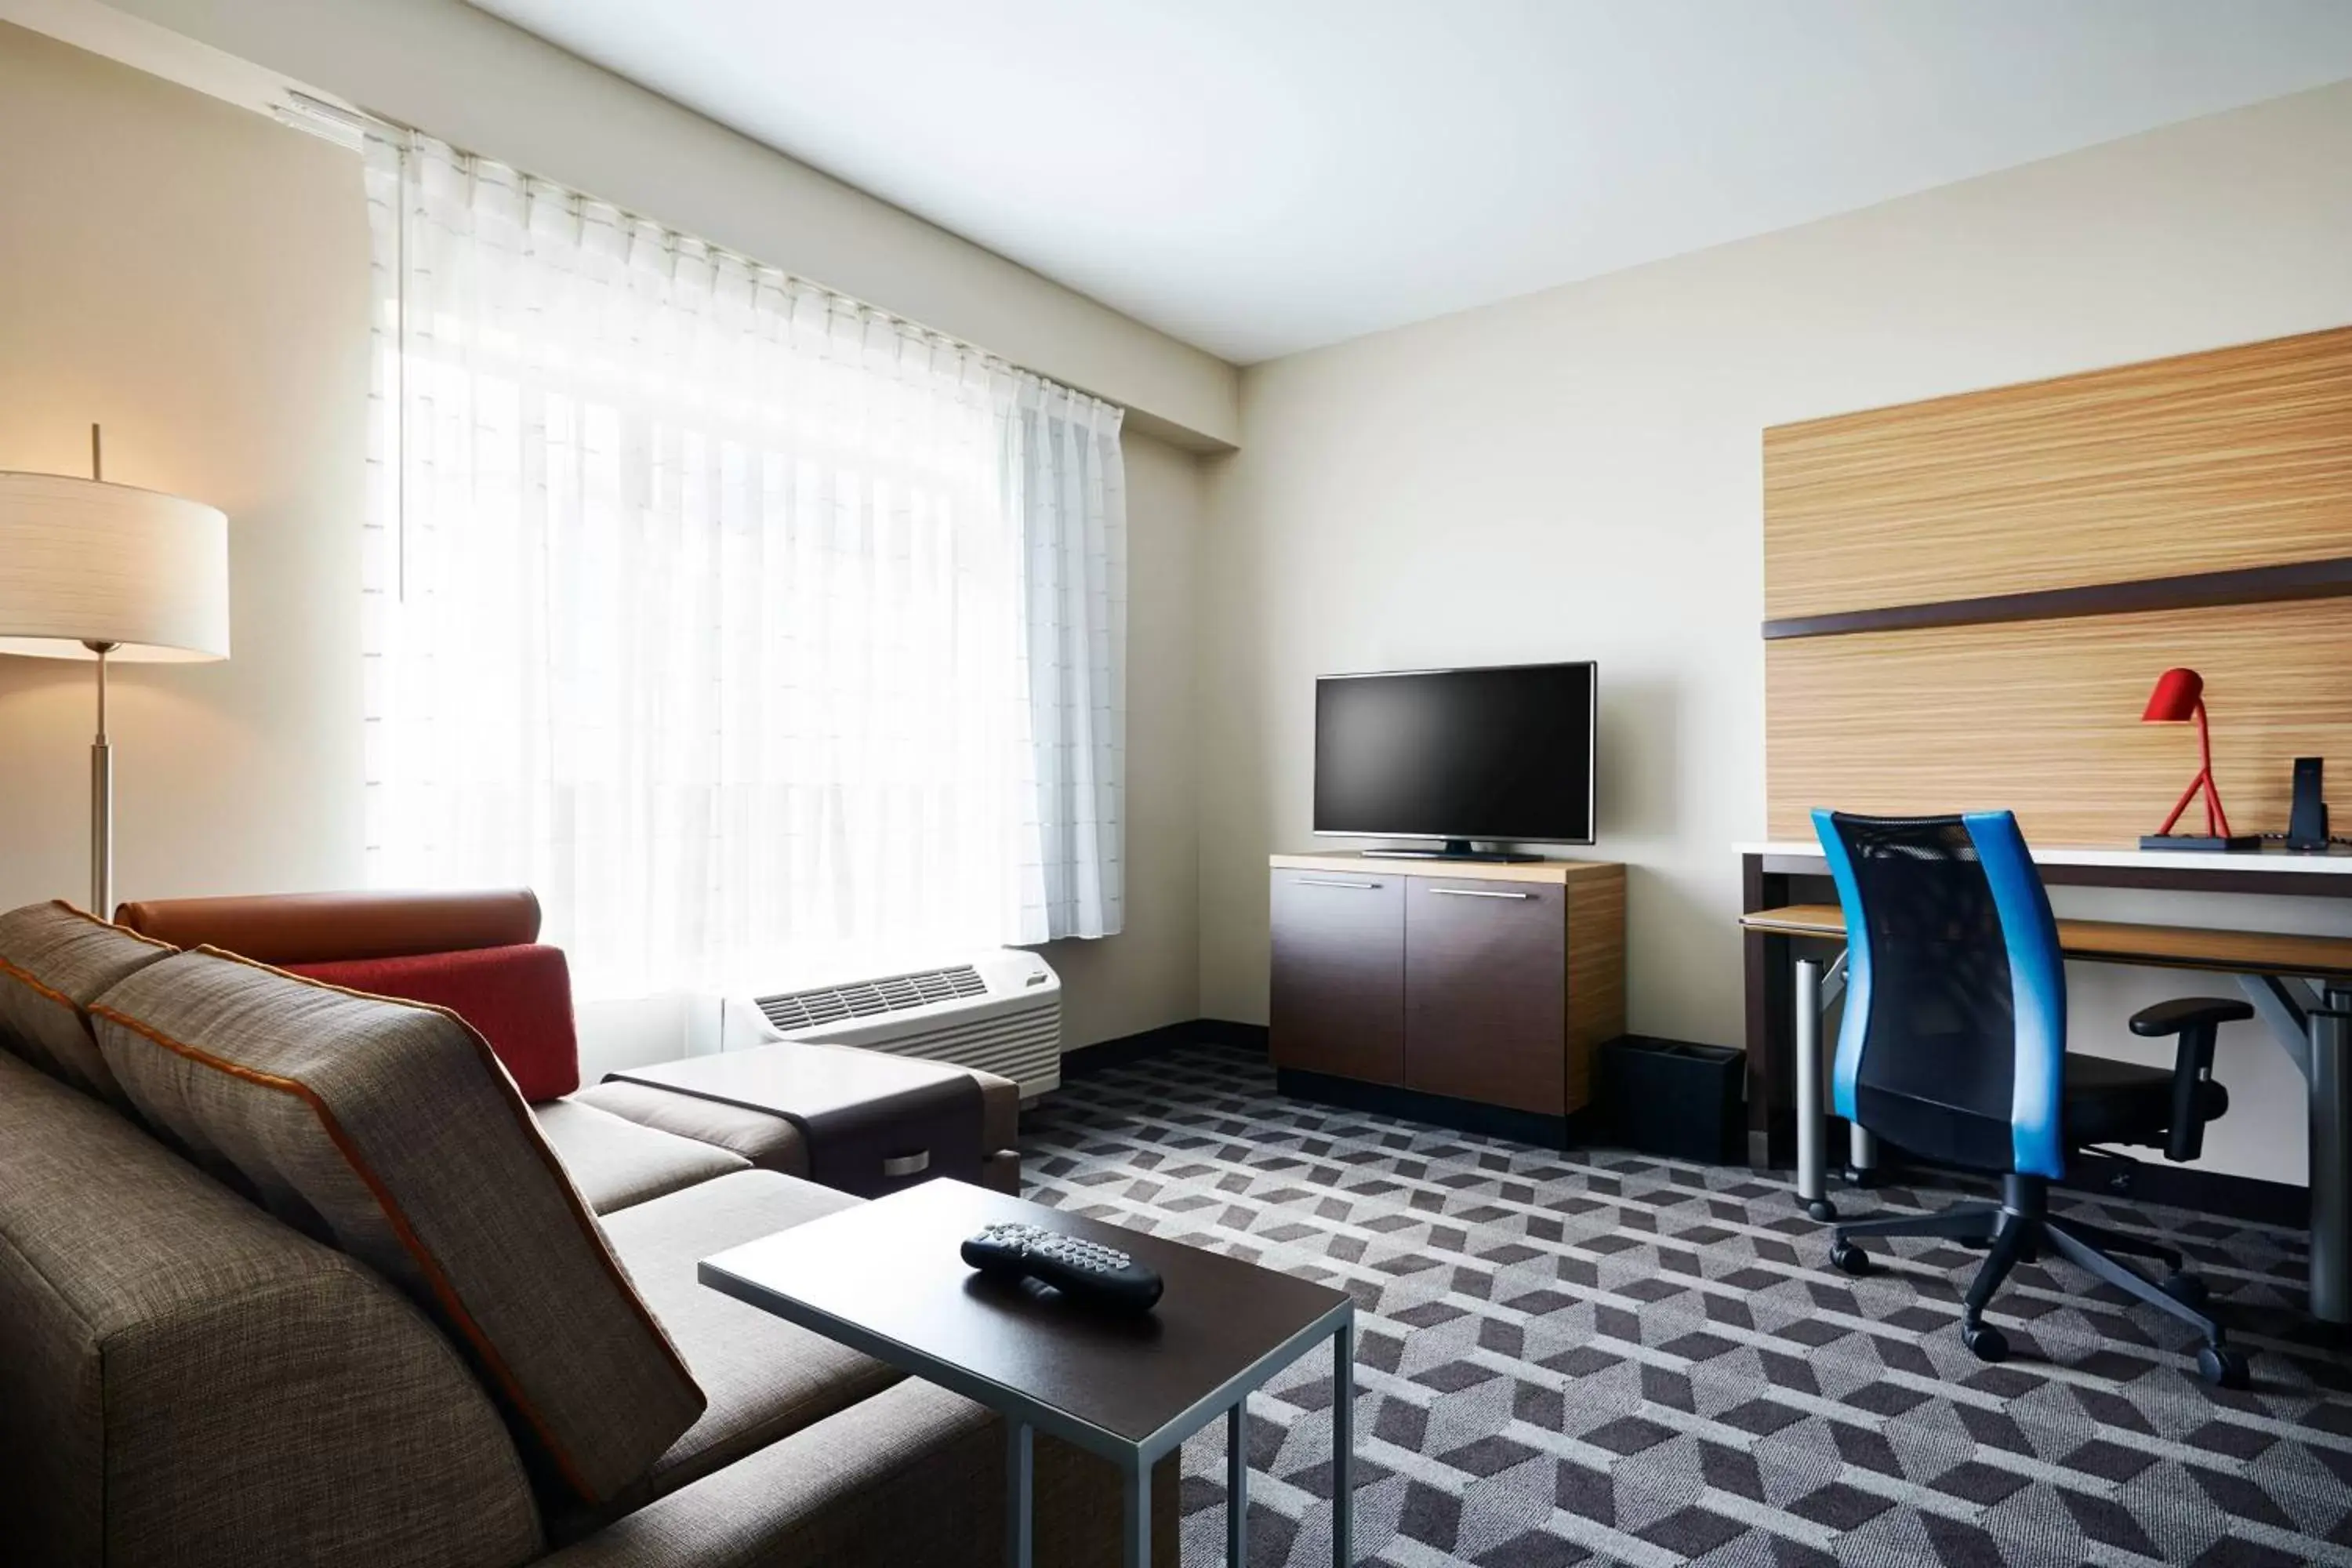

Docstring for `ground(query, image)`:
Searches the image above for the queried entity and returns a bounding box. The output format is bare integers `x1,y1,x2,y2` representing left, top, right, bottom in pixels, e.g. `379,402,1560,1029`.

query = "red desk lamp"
2139,667,2256,851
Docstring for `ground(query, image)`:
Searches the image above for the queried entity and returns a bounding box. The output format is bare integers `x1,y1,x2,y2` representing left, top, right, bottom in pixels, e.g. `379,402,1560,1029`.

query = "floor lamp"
0,430,229,916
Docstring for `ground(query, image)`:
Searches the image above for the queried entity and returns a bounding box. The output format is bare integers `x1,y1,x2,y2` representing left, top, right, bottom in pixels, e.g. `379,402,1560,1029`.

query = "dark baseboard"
1194,1018,1271,1053
1769,1105,2308,1229
2108,1158,2307,1230
1058,1027,2310,1230
1060,1021,1577,1145
1276,1067,1590,1151
1867,1143,2307,1231
1060,1018,1268,1079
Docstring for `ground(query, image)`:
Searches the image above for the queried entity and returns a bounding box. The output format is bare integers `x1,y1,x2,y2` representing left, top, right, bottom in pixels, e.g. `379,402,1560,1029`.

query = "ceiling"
465,1,2352,365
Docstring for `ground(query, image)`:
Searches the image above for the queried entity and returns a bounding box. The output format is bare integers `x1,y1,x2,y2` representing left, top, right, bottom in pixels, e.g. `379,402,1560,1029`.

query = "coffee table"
699,1179,1356,1568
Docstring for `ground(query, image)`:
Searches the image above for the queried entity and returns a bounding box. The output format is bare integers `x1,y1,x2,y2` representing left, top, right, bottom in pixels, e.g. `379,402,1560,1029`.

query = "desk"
1738,841,2352,1324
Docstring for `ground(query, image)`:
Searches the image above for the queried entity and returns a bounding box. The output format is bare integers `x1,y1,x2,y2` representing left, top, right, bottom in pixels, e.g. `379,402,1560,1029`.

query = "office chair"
1810,809,2252,1388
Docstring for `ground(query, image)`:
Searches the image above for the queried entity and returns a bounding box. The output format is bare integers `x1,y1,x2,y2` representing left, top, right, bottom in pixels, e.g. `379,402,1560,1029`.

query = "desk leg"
1006,1420,1033,1568
1333,1314,1355,1567
1124,1453,1149,1568
1742,854,1795,1170
2312,994,2352,1326
1226,1400,1248,1566
1795,958,1835,1222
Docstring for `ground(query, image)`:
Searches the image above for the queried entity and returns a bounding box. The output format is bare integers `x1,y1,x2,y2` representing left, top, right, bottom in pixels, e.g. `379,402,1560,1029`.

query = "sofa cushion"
290,943,581,1101
535,1378,1179,1568
115,887,542,963
535,1098,751,1213
572,1078,811,1174
0,901,174,1103
595,1171,900,1504
85,947,706,1507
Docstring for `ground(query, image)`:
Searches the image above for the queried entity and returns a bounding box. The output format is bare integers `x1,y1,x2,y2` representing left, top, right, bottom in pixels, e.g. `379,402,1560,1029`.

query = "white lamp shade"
0,472,230,662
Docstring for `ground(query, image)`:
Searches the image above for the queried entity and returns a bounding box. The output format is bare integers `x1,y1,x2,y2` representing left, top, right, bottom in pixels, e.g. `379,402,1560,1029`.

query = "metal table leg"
1227,1399,1248,1566
1333,1313,1354,1566
2312,991,2352,1325
1795,957,1835,1221
1125,1453,1149,1568
1007,1420,1033,1568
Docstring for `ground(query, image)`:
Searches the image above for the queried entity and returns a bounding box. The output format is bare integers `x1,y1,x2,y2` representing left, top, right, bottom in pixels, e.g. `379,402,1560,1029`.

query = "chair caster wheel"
2198,1344,2249,1390
1829,1240,1871,1276
2160,1271,2209,1310
1806,1199,1838,1222
1961,1322,2009,1363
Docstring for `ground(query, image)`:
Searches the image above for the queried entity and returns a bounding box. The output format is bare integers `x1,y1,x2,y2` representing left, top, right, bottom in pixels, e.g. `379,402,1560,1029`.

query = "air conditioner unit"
719,950,1062,1099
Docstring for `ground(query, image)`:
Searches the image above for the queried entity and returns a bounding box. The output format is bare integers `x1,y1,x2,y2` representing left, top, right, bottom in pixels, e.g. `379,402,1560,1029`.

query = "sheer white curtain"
1008,377,1126,941
363,133,1123,996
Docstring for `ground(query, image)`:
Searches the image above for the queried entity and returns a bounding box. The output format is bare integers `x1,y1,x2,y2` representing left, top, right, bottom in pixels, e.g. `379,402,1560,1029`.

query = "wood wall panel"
1765,325,2352,620
1765,597,2352,844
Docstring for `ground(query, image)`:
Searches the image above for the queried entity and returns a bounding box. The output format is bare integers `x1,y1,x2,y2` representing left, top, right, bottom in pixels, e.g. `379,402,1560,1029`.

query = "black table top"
699,1178,1352,1450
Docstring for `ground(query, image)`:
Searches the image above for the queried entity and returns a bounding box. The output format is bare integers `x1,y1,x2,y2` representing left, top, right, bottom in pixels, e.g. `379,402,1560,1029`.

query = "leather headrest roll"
112,890,542,964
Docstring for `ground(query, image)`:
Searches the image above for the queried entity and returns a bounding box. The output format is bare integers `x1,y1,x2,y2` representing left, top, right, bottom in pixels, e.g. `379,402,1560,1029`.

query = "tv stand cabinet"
1268,852,1625,1142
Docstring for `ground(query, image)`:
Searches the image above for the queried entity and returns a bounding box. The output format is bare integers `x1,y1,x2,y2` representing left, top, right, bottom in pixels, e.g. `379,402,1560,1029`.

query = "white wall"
1199,81,2352,1185
0,23,1208,1066
0,21,371,909
53,0,1238,450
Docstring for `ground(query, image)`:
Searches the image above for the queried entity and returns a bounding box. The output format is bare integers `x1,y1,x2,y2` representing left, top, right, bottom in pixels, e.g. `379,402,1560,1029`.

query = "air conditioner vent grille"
755,964,987,1033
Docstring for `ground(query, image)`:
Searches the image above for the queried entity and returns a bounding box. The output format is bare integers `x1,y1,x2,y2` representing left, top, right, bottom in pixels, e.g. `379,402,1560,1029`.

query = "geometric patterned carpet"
1019,1044,2352,1567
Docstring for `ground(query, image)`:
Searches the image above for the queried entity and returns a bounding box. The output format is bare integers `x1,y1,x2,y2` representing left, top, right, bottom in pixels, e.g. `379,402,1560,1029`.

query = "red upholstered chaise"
111,890,1023,1204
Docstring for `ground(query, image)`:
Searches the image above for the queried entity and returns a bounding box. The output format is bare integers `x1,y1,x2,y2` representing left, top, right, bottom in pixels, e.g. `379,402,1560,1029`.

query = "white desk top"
1737,840,2352,877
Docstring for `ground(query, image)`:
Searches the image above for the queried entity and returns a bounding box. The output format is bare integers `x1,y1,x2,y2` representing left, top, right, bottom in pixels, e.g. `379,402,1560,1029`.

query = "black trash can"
1599,1036,1744,1165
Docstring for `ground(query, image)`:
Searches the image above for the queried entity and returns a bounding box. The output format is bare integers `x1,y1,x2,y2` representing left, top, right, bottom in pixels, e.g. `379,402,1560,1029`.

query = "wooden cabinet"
1404,877,1569,1114
1268,854,1624,1131
1269,868,1404,1085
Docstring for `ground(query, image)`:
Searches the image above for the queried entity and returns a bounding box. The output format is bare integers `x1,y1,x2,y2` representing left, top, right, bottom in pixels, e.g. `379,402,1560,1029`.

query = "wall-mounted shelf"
1762,554,2352,641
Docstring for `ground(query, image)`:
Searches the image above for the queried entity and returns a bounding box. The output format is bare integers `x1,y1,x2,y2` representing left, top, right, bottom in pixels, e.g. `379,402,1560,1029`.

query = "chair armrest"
2127,997,2253,1037
2127,997,2249,1161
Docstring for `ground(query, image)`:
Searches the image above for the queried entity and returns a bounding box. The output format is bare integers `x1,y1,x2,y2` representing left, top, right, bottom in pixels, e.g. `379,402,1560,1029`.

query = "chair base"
1828,1174,2250,1389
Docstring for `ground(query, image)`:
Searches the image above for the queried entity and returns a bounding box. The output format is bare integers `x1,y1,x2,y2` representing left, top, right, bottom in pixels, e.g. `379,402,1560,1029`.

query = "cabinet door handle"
1428,886,1534,899
1298,877,1381,890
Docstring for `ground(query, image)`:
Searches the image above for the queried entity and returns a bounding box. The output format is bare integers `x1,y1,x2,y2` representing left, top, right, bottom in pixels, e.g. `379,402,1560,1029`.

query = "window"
364,133,1123,996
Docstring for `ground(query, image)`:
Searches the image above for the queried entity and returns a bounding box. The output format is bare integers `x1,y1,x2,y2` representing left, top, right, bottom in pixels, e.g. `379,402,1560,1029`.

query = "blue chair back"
1809,809,2067,1179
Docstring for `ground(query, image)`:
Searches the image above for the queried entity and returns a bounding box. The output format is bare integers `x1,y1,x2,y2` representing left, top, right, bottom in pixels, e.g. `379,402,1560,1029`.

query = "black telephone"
2288,757,2331,851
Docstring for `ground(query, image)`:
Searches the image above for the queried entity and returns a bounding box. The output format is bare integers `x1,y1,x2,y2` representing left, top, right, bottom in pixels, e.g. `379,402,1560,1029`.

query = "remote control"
961,1221,1164,1313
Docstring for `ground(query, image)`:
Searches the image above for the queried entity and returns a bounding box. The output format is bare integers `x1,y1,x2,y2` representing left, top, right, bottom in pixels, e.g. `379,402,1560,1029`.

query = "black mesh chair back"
1813,809,2065,1179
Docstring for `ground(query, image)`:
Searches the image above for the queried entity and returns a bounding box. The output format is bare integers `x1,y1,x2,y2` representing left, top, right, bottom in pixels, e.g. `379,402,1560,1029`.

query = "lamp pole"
87,637,114,917
85,427,114,918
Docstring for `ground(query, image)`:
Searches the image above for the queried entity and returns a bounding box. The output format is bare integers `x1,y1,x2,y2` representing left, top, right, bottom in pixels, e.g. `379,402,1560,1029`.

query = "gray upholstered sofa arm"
0,1053,544,1568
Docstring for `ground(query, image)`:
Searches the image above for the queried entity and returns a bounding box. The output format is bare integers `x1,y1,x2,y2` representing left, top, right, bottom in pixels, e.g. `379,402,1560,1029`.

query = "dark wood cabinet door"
1403,879,1567,1115
1269,869,1405,1084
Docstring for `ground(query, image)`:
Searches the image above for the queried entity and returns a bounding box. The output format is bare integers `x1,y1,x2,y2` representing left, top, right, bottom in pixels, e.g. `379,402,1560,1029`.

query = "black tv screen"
1314,662,1596,845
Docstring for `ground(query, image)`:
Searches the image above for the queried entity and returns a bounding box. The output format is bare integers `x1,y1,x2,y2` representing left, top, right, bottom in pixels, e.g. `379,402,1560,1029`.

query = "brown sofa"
0,900,1172,1567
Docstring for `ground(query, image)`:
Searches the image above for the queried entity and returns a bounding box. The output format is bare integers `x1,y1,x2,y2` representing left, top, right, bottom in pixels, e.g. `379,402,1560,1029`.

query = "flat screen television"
1313,662,1595,859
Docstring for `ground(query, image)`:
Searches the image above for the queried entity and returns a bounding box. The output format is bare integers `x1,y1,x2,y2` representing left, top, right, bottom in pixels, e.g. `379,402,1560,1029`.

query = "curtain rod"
277,91,1120,416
